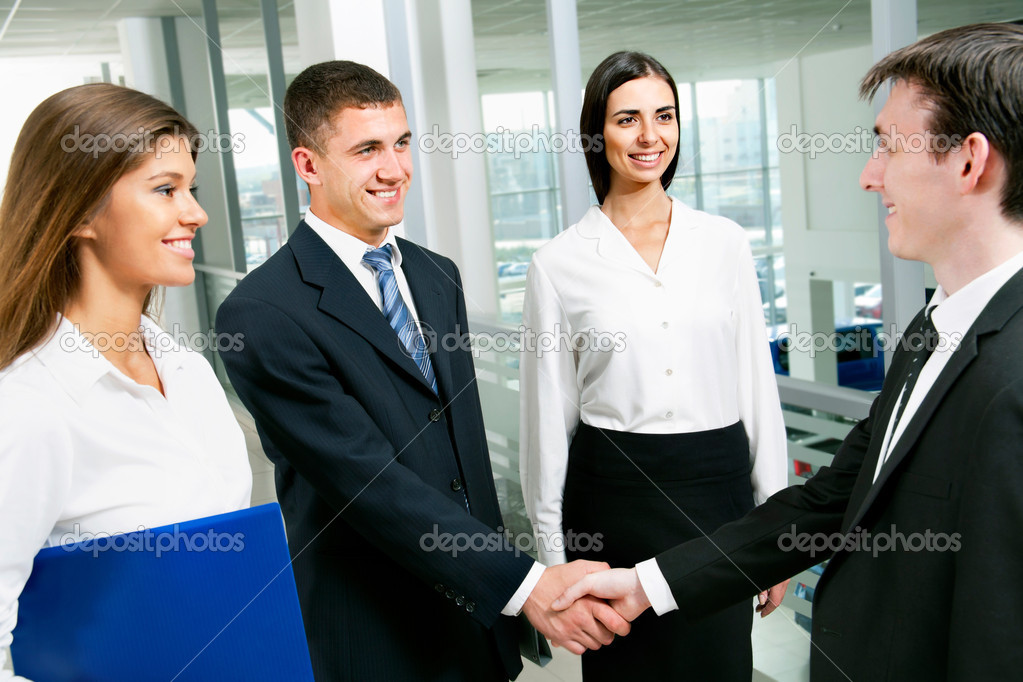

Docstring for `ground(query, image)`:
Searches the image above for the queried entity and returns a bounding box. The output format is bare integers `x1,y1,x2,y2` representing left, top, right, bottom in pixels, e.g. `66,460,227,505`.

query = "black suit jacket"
216,222,533,681
656,269,1023,680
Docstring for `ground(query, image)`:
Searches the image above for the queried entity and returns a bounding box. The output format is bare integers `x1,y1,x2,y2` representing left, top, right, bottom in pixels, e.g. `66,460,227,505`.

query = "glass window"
216,0,300,271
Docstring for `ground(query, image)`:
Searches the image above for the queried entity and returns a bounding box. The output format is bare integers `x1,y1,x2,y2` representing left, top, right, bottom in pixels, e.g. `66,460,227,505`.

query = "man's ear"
955,131,992,196
292,146,322,186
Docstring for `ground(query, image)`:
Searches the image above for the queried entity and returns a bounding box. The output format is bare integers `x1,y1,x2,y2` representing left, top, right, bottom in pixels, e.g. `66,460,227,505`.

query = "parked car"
768,320,884,392
854,283,883,320
498,262,529,279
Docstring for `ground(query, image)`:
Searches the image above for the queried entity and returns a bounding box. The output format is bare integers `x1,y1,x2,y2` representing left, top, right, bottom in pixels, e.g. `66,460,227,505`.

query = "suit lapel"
845,335,978,531
289,222,435,393
845,268,1023,530
398,238,453,397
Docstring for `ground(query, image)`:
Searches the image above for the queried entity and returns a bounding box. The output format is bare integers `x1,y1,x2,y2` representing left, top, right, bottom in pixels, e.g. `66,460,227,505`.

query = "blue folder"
11,502,314,681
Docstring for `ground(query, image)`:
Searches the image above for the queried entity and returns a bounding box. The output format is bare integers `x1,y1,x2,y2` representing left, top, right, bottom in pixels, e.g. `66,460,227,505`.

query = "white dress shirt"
640,248,1023,616
520,198,788,566
0,315,252,680
304,210,545,617
305,210,425,326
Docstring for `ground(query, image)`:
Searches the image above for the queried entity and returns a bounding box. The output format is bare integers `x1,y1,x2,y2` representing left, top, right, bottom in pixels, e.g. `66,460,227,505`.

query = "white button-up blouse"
0,316,252,679
519,198,788,565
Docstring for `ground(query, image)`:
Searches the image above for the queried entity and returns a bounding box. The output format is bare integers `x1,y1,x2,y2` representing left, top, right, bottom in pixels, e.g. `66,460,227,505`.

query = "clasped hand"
547,567,791,625
521,560,631,654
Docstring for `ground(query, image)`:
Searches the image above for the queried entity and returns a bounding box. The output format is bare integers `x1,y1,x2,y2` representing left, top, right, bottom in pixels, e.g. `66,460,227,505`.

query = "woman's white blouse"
519,199,788,565
0,316,252,679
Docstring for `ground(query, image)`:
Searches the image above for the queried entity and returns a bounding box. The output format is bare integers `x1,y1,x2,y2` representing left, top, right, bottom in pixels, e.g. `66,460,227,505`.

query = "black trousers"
563,421,757,681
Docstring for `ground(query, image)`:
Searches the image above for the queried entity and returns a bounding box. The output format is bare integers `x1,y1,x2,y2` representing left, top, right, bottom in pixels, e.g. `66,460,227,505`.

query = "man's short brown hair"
283,60,402,155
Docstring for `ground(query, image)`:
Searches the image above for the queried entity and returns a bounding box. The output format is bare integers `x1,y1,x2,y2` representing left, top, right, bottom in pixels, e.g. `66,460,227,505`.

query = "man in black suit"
552,23,1023,680
216,61,628,680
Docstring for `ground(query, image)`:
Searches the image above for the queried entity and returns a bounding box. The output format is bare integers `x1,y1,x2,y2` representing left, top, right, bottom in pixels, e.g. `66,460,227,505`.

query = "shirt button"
654,281,663,288
450,479,464,492
661,321,669,329
665,369,673,376
665,411,673,419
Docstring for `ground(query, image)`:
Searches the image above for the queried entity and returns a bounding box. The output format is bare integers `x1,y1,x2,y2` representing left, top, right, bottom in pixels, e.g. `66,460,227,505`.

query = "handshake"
522,560,789,654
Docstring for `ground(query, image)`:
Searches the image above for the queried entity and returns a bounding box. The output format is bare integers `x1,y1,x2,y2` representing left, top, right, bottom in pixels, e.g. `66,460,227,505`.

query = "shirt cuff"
635,558,679,616
501,561,546,616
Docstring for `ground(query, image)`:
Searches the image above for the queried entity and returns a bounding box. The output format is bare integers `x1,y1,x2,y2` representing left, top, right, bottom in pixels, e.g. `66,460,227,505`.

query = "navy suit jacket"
216,222,533,680
655,268,1023,679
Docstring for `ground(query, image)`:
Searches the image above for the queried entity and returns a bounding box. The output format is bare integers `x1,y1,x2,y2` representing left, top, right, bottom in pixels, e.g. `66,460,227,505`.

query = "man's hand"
756,579,790,618
522,560,631,655
551,567,652,622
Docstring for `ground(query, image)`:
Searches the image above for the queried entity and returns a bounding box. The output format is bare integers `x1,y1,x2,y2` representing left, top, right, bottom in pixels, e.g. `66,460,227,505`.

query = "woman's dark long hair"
580,51,681,204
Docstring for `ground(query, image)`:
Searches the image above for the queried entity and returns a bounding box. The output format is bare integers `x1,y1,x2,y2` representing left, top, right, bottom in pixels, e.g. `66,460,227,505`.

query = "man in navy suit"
552,22,1023,680
216,61,628,680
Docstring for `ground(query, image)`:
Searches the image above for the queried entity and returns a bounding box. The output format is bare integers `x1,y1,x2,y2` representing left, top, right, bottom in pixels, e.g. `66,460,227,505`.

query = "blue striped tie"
362,244,438,394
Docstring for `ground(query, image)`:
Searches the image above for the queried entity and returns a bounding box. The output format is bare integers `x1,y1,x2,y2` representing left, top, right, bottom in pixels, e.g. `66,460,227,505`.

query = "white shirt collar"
27,315,185,404
929,249,1023,336
304,209,404,273
574,197,695,276
575,197,696,240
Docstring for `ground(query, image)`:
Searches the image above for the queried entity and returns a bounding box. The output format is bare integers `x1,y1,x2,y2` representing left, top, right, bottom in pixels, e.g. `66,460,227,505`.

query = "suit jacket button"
445,589,456,599
465,601,475,613
434,583,445,593
450,478,464,492
429,408,442,422
455,595,466,606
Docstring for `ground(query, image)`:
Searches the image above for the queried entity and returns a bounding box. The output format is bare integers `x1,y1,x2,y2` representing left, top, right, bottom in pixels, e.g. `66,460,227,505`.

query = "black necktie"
889,309,939,437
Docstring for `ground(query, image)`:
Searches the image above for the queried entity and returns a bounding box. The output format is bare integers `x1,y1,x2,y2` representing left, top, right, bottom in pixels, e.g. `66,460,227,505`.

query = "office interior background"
2,1,1021,679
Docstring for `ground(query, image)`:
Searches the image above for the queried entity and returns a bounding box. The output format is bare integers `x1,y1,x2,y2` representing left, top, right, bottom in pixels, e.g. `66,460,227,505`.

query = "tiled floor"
518,606,811,682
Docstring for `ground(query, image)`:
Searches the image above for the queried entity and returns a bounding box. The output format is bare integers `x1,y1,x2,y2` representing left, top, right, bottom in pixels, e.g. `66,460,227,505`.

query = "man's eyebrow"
347,138,382,152
347,131,412,152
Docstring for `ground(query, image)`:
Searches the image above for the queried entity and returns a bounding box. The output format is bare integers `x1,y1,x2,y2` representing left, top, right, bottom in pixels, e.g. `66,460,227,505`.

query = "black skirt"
563,421,757,681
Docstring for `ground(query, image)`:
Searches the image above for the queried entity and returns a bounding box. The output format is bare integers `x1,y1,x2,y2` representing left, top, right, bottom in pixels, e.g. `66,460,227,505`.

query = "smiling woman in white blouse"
0,84,252,680
519,52,789,680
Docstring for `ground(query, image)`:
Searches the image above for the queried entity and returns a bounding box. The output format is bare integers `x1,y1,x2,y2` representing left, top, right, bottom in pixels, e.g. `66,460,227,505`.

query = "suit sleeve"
215,294,533,629
654,389,879,617
946,377,1023,677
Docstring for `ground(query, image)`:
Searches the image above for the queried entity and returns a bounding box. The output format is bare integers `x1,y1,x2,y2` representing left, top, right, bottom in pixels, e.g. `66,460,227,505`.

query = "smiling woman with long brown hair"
0,84,251,679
